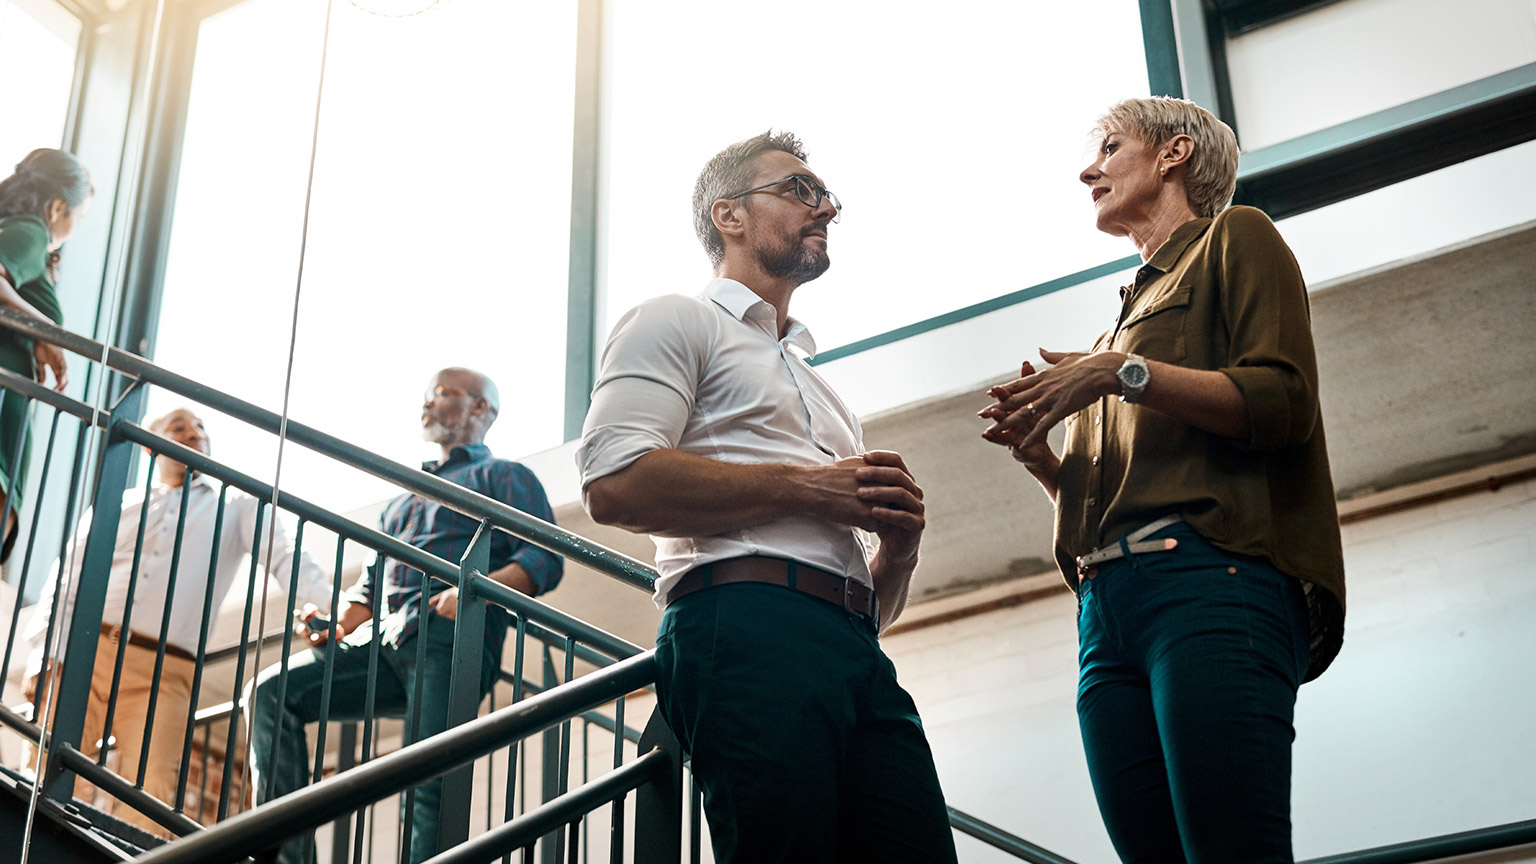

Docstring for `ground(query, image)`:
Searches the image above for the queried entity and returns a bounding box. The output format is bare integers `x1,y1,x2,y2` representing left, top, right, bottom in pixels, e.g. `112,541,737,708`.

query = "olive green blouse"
1054,206,1346,681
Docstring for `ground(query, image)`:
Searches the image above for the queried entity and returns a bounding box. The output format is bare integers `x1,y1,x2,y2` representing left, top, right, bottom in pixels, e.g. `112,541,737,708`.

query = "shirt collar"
703,277,819,358
155,473,214,497
423,442,491,472
1122,217,1212,299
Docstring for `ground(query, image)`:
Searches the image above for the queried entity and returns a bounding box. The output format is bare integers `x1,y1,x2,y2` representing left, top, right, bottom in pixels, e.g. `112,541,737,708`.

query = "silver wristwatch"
1116,353,1150,403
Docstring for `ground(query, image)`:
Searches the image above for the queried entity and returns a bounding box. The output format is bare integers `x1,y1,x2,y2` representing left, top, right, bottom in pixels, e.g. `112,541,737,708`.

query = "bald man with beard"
249,367,563,864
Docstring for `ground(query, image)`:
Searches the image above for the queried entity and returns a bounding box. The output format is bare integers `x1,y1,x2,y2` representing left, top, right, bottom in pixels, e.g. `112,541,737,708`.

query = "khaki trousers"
32,631,196,836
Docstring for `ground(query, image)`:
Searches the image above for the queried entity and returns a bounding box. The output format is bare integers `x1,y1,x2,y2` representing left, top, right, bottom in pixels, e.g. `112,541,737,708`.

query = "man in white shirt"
578,131,957,863
25,407,331,834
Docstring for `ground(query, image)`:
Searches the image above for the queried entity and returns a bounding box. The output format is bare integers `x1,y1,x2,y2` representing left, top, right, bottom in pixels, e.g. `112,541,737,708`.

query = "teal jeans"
249,612,495,864
654,582,958,864
1077,522,1310,863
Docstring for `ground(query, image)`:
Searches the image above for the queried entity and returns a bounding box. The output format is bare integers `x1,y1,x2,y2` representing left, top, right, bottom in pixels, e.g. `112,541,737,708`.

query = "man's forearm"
485,562,537,596
585,449,814,537
869,548,917,630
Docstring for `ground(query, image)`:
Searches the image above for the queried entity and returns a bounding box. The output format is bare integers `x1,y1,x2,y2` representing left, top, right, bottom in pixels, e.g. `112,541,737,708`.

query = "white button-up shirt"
578,278,876,605
27,477,333,663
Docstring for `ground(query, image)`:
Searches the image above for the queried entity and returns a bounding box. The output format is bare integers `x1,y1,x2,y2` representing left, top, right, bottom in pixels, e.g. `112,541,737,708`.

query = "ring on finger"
1026,403,1038,417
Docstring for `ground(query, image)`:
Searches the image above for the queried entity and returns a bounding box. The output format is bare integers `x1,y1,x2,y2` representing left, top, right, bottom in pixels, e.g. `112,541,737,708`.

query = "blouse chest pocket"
1114,285,1191,362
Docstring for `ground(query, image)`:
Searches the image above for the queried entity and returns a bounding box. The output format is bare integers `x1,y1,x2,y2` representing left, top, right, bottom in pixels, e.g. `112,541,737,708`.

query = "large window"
600,0,1149,352
0,0,81,165
152,0,577,510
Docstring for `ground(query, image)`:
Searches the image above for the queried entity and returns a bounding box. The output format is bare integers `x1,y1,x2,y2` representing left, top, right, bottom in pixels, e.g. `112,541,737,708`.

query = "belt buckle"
1076,553,1098,581
842,577,860,618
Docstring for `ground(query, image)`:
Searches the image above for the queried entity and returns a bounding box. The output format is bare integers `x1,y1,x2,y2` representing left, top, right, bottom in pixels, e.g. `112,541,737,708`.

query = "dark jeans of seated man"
249,612,496,864
654,581,959,864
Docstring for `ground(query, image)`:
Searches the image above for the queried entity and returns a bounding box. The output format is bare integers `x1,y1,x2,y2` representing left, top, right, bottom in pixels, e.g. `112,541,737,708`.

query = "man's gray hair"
1092,97,1240,219
693,130,811,266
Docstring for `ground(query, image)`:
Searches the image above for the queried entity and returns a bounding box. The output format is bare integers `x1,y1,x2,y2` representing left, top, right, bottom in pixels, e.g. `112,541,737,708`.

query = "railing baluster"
198,722,212,823
176,482,228,812
352,567,384,864
137,463,196,789
220,498,266,821
555,636,576,864
609,696,625,863
579,719,589,864
331,721,358,864
97,451,157,770
440,520,491,852
259,518,303,802
540,645,560,864
311,526,342,786
400,564,432,863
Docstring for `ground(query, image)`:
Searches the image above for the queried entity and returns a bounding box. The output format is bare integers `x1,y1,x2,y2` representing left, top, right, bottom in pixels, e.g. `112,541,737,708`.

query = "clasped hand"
817,450,925,561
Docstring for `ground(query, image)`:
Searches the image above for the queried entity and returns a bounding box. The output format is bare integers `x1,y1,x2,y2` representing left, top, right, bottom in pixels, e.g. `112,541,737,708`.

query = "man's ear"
712,198,747,242
1161,134,1195,172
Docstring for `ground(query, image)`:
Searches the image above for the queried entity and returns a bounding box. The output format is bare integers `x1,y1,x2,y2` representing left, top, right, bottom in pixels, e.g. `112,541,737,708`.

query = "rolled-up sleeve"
499,463,563,596
1215,207,1322,452
577,295,707,490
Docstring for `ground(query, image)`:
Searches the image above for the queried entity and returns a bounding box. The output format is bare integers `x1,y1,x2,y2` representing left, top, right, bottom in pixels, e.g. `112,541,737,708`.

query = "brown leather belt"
101,623,196,662
666,556,878,625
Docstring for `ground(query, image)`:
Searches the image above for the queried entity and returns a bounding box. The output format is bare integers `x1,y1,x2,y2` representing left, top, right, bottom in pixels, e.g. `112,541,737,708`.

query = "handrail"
115,420,645,663
0,307,658,594
1298,818,1536,864
426,748,670,864
947,806,1081,864
133,650,656,864
0,365,116,427
53,744,204,837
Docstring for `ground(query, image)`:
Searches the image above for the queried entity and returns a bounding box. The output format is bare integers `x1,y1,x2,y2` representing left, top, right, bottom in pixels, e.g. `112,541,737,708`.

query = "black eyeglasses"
723,174,842,222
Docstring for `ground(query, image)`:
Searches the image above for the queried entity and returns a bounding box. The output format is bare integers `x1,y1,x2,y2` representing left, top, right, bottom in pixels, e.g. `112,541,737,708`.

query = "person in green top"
0,148,93,559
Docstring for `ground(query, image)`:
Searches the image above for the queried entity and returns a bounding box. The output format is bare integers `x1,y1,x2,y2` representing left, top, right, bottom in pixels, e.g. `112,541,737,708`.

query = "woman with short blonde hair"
980,96,1345,862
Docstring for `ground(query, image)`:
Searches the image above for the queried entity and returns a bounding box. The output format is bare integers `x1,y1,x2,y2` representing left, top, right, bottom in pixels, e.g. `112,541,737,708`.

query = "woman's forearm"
0,269,48,321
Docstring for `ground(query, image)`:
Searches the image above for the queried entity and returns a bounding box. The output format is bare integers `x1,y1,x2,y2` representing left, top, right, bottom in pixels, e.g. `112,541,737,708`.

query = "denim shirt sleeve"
497,461,563,595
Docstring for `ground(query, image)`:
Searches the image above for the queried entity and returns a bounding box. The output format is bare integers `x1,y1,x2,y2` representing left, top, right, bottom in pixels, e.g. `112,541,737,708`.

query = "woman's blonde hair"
1093,97,1239,219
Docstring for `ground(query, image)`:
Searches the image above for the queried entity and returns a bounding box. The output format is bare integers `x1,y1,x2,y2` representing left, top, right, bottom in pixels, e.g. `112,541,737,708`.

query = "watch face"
1122,363,1148,387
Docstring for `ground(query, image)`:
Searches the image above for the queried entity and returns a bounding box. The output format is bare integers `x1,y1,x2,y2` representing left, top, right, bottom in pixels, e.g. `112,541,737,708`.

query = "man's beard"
423,419,457,444
756,229,830,285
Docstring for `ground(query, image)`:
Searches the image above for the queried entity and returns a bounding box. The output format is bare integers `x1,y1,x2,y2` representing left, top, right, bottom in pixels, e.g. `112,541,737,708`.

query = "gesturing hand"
979,349,1122,450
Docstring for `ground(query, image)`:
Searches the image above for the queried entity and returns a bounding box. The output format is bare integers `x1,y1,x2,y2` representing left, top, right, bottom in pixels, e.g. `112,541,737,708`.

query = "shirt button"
1095,415,1102,426
1086,497,1097,507
1091,456,1100,466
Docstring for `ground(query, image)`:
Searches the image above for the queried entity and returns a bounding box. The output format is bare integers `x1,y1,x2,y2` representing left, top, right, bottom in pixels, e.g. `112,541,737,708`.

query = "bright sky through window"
149,0,1148,516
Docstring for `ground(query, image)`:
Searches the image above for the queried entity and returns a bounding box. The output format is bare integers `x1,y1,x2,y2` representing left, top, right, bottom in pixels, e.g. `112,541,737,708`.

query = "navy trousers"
654,582,958,864
1076,522,1310,863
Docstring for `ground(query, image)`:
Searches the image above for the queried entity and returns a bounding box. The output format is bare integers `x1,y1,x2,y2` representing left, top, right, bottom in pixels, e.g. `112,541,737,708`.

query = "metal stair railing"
0,362,648,836
131,651,661,864
0,306,658,595
0,309,669,861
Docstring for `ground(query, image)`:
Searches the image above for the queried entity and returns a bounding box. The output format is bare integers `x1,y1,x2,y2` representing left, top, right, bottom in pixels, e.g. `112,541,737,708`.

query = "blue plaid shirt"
349,443,563,650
